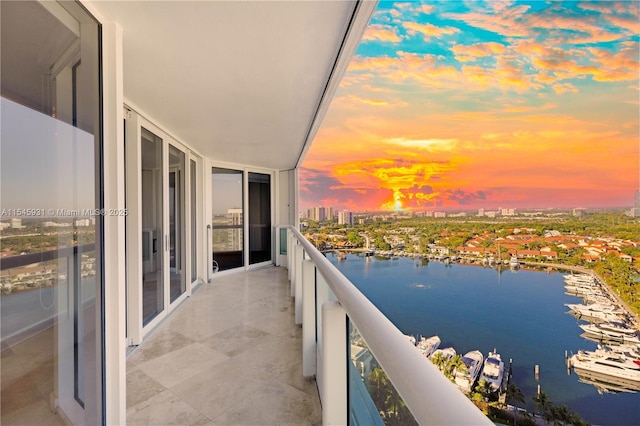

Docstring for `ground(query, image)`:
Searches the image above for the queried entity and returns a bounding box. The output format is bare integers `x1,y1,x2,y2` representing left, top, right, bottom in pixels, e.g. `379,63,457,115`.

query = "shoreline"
330,250,640,332
526,261,640,332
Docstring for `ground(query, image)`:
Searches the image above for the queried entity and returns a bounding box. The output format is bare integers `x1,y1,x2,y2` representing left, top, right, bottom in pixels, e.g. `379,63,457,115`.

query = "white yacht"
404,334,417,346
564,274,596,285
569,347,640,391
416,335,441,358
479,350,505,392
566,303,626,322
509,255,519,268
580,322,640,344
430,346,456,361
454,350,484,393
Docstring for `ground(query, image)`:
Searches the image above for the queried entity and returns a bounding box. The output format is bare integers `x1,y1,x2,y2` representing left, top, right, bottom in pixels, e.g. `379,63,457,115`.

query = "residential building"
0,1,487,425
338,210,353,225
500,208,516,216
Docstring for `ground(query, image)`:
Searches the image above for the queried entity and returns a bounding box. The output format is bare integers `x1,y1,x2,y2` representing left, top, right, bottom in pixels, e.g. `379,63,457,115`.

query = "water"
329,253,640,426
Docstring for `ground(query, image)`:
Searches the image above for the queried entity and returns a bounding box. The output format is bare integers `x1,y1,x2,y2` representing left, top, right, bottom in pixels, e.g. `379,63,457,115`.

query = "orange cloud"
443,5,532,37
362,24,402,43
452,42,506,62
402,22,460,40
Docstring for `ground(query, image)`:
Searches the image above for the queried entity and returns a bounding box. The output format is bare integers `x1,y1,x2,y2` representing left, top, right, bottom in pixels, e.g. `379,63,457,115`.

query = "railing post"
290,238,297,297
294,244,305,325
302,259,316,378
287,229,293,281
321,301,347,426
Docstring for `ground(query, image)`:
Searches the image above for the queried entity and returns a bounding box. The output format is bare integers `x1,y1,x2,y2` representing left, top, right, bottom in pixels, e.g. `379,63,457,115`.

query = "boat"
509,255,519,268
569,347,640,391
404,334,416,346
479,350,505,391
416,335,440,358
566,303,627,322
564,274,596,284
579,322,640,344
430,346,456,361
454,350,484,392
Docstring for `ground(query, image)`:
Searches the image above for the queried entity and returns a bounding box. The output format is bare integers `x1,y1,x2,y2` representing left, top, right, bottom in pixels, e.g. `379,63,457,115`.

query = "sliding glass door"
211,168,244,271
126,114,192,342
248,172,271,265
141,128,164,325
169,145,186,303
211,168,272,272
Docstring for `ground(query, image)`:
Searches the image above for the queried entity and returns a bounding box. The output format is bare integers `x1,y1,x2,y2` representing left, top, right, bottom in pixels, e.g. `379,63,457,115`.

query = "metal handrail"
289,226,490,425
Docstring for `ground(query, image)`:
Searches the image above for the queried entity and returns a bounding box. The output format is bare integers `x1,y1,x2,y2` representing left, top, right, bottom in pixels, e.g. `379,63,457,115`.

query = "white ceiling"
92,1,376,171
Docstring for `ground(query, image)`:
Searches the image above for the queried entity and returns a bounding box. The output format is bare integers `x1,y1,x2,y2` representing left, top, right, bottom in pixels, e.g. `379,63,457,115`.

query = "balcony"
126,266,320,424
126,228,488,425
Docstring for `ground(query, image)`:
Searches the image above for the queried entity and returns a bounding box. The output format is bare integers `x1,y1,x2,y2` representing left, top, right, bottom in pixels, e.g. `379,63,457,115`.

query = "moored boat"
416,335,441,358
579,322,640,344
566,303,627,322
430,346,456,361
454,350,484,393
479,350,505,392
569,347,640,392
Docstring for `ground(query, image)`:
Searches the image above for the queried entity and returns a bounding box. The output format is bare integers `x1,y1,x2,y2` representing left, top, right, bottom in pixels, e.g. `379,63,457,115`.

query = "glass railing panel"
349,321,418,426
1,257,67,342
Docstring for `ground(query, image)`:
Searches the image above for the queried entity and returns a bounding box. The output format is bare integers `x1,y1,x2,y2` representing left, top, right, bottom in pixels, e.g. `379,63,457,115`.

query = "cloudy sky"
299,0,639,212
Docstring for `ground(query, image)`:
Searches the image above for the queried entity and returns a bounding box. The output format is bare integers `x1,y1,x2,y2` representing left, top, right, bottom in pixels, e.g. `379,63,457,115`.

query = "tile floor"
126,266,321,425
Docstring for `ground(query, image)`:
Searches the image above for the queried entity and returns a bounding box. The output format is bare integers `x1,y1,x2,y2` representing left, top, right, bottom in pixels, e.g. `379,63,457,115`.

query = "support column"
321,301,347,426
302,259,317,378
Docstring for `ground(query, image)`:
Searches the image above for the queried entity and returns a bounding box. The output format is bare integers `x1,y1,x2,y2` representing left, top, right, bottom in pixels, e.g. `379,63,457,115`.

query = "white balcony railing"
286,226,491,426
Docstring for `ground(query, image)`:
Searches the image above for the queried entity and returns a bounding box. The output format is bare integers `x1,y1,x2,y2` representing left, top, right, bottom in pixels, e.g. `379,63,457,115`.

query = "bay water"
328,253,640,426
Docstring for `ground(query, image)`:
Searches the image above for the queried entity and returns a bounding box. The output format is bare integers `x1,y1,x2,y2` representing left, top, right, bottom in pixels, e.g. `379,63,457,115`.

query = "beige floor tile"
127,266,321,425
200,324,270,357
210,378,321,426
136,342,229,389
127,389,212,426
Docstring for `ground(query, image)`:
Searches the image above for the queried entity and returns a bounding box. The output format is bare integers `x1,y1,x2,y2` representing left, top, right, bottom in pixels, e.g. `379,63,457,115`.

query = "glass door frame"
246,169,274,269
125,111,192,344
209,164,275,276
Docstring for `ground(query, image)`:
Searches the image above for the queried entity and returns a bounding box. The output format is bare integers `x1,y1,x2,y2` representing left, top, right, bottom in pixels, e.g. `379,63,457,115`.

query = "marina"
330,253,640,426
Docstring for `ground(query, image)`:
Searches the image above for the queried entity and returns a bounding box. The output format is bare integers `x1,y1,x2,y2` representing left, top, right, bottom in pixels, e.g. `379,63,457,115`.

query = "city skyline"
300,1,640,212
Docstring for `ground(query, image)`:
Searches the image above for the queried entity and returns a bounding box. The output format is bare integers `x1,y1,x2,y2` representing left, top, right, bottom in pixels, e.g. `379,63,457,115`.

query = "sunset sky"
299,1,639,212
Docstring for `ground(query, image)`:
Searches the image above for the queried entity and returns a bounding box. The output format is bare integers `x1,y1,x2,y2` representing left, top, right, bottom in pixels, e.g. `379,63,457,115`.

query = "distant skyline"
300,1,639,212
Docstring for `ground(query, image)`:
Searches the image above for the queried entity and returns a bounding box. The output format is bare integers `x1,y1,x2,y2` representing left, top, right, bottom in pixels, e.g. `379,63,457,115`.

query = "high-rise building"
338,210,353,225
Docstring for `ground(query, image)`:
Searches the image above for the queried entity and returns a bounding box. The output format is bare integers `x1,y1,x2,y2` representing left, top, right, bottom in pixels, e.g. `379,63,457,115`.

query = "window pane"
248,172,271,264
1,1,102,423
211,168,244,271
141,128,164,324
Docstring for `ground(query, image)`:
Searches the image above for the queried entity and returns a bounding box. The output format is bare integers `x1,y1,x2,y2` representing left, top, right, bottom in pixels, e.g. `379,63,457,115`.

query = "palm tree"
532,391,552,424
445,354,467,380
505,382,525,407
552,404,572,425
430,352,446,372
474,378,495,402
367,367,391,413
